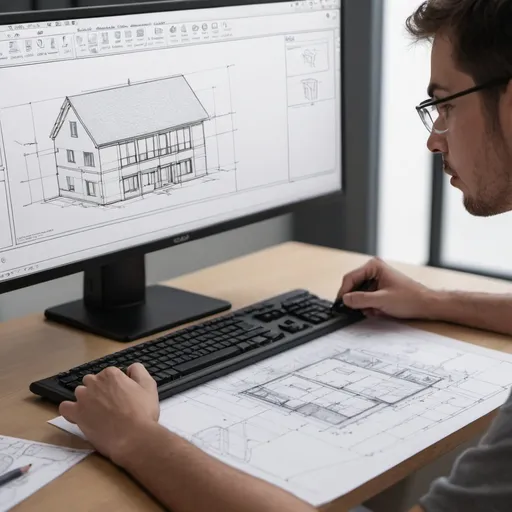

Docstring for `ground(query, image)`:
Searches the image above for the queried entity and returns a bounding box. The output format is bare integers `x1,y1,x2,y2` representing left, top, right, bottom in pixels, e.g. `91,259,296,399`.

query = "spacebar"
174,346,242,375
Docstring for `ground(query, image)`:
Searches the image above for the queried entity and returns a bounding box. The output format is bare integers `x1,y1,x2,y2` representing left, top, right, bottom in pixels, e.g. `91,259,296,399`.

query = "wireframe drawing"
0,436,90,511
301,79,319,102
49,75,210,206
302,48,317,68
285,39,330,76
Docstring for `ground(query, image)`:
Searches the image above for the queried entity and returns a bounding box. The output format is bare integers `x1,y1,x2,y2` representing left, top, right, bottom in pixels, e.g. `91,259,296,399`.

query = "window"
143,171,156,186
120,141,137,167
170,130,178,153
66,176,75,192
146,136,156,160
67,149,75,163
179,159,192,175
159,133,169,156
176,128,192,151
70,121,78,138
171,159,193,180
177,129,185,151
184,127,192,150
137,138,148,161
123,175,139,193
86,181,96,197
84,152,95,167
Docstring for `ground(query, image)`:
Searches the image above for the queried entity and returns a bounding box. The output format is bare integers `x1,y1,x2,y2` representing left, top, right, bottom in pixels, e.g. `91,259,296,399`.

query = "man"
60,1,512,511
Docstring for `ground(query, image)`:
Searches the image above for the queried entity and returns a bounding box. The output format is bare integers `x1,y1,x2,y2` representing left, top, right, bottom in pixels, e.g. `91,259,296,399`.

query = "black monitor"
0,0,343,342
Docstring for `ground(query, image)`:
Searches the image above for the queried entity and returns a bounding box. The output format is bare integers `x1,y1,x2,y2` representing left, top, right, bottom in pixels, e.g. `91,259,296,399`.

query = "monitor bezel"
0,0,344,295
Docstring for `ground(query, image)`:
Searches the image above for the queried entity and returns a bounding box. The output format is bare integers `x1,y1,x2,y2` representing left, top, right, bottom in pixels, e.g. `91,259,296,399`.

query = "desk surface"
2,241,512,512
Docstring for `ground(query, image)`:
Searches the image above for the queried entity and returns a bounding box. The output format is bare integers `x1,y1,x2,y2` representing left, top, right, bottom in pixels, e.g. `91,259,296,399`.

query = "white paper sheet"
0,436,91,511
49,319,512,506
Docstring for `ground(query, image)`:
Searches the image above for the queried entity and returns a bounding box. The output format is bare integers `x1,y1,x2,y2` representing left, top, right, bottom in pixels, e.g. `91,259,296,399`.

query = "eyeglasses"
415,76,511,134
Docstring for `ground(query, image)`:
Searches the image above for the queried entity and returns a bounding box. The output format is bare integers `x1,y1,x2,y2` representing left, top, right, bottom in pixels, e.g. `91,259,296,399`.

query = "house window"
137,138,148,161
67,149,75,163
171,159,192,181
123,175,139,193
158,133,169,156
146,136,156,160
66,176,75,192
86,181,96,197
170,130,178,153
176,128,192,151
84,152,95,167
184,127,192,150
70,121,78,138
143,171,156,186
120,141,137,167
179,159,192,175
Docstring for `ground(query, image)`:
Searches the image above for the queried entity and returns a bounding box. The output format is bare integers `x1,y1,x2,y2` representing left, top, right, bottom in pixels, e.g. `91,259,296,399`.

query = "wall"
377,0,433,265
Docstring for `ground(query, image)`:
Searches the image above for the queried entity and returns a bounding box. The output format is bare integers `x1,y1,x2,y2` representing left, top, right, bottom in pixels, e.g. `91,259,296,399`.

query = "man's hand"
337,257,434,319
59,363,160,464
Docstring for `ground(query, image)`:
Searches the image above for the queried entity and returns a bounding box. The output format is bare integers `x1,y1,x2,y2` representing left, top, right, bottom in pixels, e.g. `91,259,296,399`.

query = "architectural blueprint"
50,319,512,506
0,436,91,511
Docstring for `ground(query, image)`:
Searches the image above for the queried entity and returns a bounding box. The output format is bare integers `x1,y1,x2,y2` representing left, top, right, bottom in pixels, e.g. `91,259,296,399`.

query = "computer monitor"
0,0,343,342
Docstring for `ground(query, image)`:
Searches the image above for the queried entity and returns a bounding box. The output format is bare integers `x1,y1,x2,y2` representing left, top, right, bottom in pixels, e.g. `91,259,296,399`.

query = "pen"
0,464,31,488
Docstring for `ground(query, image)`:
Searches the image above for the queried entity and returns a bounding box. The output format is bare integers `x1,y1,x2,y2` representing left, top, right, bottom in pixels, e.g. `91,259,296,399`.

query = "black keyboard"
30,289,364,404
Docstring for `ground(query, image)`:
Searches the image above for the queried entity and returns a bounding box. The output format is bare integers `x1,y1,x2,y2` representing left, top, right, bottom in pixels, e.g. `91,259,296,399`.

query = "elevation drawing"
49,75,210,206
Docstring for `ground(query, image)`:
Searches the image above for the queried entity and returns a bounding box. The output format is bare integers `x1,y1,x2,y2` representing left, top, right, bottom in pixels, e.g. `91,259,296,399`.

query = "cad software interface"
0,0,341,283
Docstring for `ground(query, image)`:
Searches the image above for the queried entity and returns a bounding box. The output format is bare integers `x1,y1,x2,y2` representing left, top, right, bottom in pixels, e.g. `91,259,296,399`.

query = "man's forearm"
425,289,512,335
115,423,316,512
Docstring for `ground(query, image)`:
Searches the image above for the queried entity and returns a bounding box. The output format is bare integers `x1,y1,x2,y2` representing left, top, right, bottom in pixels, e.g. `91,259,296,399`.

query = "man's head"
406,0,512,216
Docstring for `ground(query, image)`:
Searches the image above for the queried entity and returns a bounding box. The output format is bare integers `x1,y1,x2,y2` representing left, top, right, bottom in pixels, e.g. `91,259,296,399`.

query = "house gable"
50,98,98,148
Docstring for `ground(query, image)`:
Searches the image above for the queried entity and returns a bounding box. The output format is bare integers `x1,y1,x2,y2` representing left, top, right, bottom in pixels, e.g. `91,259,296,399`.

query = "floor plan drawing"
0,436,91,512
50,318,512,507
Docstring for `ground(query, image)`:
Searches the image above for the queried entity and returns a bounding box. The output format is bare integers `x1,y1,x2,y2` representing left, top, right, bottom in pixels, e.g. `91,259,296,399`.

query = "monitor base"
45,285,232,342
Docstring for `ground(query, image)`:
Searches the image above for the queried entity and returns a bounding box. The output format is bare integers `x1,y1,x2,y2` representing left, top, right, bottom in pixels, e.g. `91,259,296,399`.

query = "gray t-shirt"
419,388,512,512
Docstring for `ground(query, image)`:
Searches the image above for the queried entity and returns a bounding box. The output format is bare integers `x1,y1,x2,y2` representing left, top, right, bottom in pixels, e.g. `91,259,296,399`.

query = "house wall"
191,123,207,177
55,108,103,204
99,145,123,204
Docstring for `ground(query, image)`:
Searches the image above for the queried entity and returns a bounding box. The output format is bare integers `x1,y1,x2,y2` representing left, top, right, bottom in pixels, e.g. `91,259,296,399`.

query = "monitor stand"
44,254,231,342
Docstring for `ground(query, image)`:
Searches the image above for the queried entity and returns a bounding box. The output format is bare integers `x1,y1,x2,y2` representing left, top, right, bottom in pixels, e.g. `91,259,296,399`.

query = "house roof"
50,75,209,147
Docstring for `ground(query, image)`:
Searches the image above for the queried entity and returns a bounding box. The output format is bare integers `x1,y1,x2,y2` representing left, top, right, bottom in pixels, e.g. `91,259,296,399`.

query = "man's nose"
427,130,448,154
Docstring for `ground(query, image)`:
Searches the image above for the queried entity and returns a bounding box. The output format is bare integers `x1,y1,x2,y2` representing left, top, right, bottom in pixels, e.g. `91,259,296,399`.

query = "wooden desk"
2,241,512,512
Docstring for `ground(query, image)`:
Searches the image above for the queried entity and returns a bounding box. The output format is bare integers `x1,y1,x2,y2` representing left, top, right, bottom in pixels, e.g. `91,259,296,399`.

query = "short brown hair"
406,0,512,121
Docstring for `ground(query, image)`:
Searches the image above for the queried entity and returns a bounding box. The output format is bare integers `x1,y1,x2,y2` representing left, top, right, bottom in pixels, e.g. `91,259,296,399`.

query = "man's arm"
115,422,315,512
338,258,512,336
59,364,315,512
425,290,512,336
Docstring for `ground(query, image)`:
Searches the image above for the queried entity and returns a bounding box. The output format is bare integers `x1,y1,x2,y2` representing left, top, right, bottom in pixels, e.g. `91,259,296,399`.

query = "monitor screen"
0,0,342,287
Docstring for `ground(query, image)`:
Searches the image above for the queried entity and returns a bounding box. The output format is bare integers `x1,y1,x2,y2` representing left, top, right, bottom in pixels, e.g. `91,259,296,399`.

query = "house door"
158,165,172,188
171,159,193,184
122,174,141,200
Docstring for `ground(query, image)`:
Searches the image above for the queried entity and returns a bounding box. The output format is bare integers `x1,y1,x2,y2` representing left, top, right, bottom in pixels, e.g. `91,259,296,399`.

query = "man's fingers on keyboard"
82,374,95,386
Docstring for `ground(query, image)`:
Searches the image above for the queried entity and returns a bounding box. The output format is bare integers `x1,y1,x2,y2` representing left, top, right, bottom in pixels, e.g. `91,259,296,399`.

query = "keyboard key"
174,346,241,375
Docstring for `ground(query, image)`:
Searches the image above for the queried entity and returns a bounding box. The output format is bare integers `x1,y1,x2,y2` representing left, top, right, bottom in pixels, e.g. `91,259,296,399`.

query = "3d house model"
49,75,209,205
